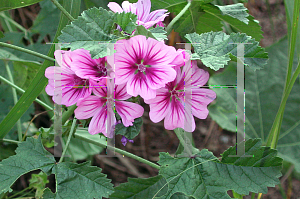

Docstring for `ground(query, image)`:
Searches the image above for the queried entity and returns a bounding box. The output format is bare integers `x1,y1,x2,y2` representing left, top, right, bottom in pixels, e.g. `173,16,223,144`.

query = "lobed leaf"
109,175,168,199
45,162,114,199
0,137,55,194
151,1,262,41
58,7,118,59
208,36,300,172
185,31,268,71
158,139,282,198
114,12,137,34
115,117,143,140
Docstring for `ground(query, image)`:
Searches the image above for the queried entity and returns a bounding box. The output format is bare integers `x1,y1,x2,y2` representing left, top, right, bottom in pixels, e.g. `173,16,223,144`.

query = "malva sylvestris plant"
1,0,300,198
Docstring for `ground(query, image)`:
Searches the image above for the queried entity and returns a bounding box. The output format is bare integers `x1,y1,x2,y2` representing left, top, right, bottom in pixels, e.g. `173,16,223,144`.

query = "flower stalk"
74,132,161,170
0,42,55,62
0,75,53,111
59,118,77,163
166,0,192,35
50,0,75,22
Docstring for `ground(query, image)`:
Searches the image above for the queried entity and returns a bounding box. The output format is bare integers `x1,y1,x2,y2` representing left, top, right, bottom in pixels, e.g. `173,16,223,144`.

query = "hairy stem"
62,104,77,125
5,61,22,141
0,42,55,62
266,0,300,148
50,0,75,22
166,0,191,35
74,133,160,170
59,118,77,163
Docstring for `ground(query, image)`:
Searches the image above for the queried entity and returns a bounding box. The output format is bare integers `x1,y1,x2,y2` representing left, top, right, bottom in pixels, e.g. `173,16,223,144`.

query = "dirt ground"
2,0,300,198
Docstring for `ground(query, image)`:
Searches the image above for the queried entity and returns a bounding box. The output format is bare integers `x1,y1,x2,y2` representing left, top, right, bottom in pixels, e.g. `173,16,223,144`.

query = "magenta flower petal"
145,50,216,132
121,1,137,13
164,97,185,130
107,2,123,13
127,73,157,99
45,50,93,106
136,0,151,22
115,35,177,99
54,50,74,74
108,0,168,29
74,96,105,119
144,88,170,123
70,49,110,81
88,107,107,135
115,101,144,127
115,83,132,100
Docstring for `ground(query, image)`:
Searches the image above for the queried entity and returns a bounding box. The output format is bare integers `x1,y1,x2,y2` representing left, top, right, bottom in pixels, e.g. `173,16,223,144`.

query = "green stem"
50,0,75,22
61,104,77,125
166,0,191,35
0,75,53,111
7,187,32,199
5,61,22,141
0,42,55,62
74,133,160,170
59,118,77,163
174,128,193,156
0,12,28,33
1,138,21,144
267,60,300,148
251,193,256,199
266,0,300,148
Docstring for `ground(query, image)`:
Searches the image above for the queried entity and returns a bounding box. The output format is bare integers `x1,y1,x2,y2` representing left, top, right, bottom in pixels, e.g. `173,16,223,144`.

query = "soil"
1,0,300,199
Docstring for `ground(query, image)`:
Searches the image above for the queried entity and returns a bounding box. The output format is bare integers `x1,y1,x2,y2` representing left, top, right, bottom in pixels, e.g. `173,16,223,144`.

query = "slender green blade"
0,0,81,139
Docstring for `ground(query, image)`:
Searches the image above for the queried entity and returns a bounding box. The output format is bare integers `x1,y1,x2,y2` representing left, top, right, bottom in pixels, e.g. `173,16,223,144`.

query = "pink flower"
144,51,216,132
70,49,114,82
108,0,168,29
45,50,93,106
114,35,178,100
74,80,144,137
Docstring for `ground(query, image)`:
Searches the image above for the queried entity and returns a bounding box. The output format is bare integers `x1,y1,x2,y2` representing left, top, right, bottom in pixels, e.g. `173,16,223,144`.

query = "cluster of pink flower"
45,0,216,139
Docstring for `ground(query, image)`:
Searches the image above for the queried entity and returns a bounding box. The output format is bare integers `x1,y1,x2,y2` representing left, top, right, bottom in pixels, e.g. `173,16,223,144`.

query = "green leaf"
0,31,4,39
170,192,195,199
0,137,55,194
134,26,167,41
208,36,300,172
200,4,263,41
0,0,81,139
185,31,268,71
58,7,118,59
63,128,105,161
45,162,114,199
158,139,282,198
216,3,249,24
31,0,61,43
29,171,49,199
150,26,168,41
0,0,43,12
109,175,168,199
151,1,262,41
115,117,142,140
114,12,137,34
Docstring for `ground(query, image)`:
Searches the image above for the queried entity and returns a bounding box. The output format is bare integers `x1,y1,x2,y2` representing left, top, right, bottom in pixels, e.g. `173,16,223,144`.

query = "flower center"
72,76,88,88
170,89,184,100
96,63,107,76
137,64,146,72
106,96,115,107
